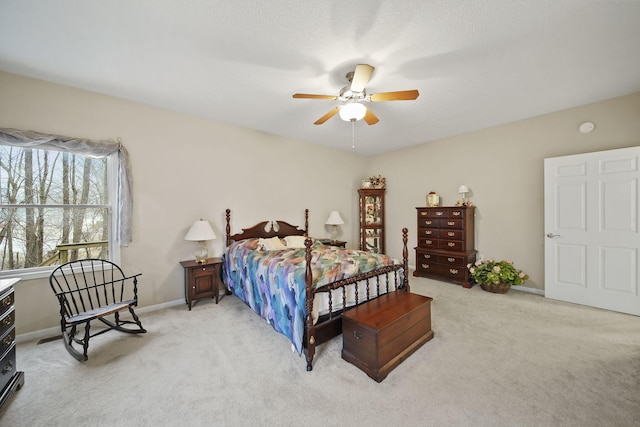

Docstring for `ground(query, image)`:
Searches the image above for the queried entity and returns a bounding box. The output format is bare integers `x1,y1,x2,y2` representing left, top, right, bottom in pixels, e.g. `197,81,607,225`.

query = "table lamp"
184,219,217,263
458,185,469,204
325,211,344,243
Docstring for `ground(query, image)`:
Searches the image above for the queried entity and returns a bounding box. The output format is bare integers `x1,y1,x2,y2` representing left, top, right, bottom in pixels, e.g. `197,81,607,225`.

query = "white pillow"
259,236,286,251
284,235,307,249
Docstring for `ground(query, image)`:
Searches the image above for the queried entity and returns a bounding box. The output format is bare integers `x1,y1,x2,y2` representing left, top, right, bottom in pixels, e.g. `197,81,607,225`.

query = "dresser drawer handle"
420,212,427,216
448,232,455,237
423,254,431,259
449,268,459,274
447,221,455,226
353,330,362,340
447,257,456,262
448,242,455,247
453,212,461,216
1,360,13,374
1,298,10,307
425,240,432,245
425,220,432,225
1,336,11,346
421,263,429,269
436,211,444,216
2,317,11,326
425,230,432,235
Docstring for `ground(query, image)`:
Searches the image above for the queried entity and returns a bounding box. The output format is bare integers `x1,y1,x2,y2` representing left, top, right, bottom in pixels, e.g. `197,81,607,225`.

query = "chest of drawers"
0,278,24,410
413,206,476,288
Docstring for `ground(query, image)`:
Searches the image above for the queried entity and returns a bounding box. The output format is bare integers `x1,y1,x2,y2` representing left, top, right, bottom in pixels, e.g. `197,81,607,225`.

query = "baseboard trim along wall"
408,265,545,296
510,285,545,296
16,298,185,344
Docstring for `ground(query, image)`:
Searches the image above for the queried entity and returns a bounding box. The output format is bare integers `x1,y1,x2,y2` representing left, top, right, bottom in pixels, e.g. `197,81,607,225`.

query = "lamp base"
195,241,208,264
331,225,338,243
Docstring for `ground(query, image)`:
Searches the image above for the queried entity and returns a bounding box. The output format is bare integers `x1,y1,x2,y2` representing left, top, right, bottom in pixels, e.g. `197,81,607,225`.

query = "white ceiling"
1,1,639,156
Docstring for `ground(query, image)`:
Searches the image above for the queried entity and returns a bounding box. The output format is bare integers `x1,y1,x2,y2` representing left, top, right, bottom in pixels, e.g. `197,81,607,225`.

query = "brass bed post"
304,236,315,371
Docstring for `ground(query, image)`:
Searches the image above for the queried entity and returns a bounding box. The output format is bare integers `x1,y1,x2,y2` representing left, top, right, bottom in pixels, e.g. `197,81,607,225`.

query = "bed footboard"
303,227,409,371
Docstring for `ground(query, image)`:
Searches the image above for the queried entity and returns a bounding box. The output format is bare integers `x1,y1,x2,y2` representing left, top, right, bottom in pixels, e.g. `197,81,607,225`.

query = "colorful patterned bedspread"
222,238,393,353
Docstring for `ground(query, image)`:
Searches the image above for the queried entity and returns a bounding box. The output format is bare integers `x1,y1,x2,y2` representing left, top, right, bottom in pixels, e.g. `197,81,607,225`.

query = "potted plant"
467,259,529,293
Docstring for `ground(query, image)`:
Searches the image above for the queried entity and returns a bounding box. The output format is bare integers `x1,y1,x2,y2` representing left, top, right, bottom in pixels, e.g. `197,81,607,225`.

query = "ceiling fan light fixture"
339,103,366,122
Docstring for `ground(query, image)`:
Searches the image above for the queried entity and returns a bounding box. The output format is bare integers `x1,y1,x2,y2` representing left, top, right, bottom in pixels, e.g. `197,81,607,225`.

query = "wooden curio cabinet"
358,188,385,253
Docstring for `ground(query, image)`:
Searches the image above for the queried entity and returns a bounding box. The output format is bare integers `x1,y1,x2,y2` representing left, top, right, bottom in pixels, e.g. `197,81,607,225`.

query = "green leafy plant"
467,259,529,287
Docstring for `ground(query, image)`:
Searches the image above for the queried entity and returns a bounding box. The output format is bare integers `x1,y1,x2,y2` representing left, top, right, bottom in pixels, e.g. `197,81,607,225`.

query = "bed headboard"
225,209,309,246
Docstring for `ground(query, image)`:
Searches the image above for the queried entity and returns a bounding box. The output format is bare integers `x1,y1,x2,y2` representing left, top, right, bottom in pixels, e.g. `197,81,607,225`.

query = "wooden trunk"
341,290,434,382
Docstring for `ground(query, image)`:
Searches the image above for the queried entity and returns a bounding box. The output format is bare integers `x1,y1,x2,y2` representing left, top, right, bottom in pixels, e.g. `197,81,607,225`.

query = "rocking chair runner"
49,259,146,361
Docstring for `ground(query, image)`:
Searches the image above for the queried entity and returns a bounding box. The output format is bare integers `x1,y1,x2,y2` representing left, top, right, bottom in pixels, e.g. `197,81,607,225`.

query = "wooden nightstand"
318,239,347,248
180,258,223,310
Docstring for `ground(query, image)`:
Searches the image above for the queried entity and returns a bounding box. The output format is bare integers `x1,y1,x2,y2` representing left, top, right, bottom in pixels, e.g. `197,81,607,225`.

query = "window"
0,145,118,277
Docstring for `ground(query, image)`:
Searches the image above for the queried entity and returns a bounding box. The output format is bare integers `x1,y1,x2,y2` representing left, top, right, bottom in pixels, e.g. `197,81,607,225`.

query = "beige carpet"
2,276,639,426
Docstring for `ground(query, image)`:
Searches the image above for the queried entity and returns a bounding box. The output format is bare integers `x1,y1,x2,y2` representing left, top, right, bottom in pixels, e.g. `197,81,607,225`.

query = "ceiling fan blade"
370,89,420,102
314,107,340,125
350,64,375,92
293,93,337,100
364,108,380,125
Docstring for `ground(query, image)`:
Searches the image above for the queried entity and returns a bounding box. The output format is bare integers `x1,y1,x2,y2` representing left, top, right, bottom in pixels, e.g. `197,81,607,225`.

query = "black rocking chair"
49,259,146,361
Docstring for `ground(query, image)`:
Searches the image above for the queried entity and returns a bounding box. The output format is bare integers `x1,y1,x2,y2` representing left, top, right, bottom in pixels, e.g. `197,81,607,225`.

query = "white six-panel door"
544,146,640,316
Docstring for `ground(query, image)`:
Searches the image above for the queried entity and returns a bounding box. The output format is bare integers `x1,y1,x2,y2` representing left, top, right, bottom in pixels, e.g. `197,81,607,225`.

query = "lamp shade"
325,211,345,225
184,219,217,241
458,185,469,194
339,103,366,121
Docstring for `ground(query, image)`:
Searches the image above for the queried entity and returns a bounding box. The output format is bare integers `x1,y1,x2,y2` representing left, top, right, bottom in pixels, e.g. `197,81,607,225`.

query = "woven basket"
480,282,511,294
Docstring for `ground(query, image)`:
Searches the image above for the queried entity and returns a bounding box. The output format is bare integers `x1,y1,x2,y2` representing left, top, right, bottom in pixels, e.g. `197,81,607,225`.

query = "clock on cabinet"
358,188,385,253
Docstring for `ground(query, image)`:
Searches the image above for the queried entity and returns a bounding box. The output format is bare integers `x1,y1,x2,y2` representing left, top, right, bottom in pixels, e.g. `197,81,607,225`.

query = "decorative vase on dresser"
358,188,385,254
413,206,477,288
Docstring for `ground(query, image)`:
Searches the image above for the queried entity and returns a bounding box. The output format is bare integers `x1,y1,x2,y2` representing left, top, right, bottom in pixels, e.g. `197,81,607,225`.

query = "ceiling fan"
292,64,419,125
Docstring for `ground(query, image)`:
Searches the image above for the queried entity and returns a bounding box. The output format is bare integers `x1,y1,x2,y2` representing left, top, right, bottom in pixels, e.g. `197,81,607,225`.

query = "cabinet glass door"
364,228,383,253
359,188,385,254
364,195,382,225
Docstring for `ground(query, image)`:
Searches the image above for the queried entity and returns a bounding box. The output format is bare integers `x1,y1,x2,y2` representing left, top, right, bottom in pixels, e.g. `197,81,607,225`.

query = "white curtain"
0,128,133,246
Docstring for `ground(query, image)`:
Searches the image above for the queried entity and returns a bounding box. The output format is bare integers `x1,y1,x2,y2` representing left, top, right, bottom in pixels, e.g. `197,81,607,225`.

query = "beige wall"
369,92,640,290
0,71,366,335
2,69,639,336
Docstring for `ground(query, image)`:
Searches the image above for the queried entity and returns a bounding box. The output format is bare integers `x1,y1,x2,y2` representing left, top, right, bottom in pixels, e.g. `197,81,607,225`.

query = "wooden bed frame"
224,209,409,371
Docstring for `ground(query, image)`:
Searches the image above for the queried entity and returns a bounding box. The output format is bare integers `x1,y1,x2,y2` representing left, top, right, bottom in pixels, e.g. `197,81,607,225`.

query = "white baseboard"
510,285,545,296
409,264,544,296
16,299,184,344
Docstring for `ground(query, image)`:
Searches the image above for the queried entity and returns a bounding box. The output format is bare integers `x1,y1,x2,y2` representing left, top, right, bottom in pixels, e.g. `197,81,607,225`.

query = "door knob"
546,233,560,238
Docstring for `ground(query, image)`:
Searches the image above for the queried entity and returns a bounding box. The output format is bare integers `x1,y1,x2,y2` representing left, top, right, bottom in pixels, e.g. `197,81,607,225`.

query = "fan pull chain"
351,118,356,150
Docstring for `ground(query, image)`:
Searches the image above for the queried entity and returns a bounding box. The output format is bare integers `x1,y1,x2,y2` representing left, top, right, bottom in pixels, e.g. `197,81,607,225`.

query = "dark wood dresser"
413,206,477,288
342,291,434,382
0,278,24,410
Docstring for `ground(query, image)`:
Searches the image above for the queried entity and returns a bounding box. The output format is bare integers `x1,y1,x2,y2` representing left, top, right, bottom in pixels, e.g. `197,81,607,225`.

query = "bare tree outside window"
0,145,109,270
